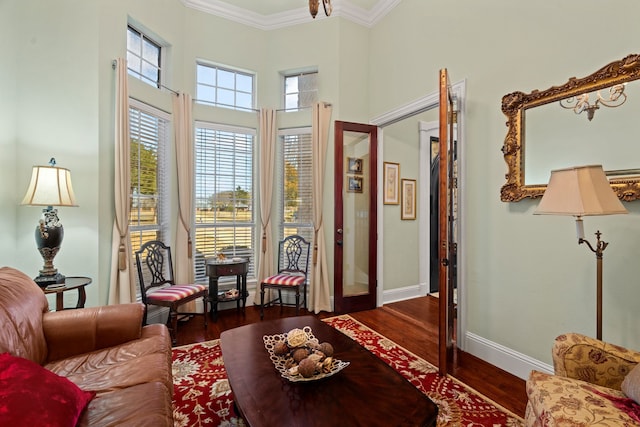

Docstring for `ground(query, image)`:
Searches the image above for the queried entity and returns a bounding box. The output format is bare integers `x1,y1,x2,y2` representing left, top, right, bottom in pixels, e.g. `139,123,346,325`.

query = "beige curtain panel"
109,58,136,304
173,92,198,313
173,92,195,284
309,102,333,313
255,108,277,304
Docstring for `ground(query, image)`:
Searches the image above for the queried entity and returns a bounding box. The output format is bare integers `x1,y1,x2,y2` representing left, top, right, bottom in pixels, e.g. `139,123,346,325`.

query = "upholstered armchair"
526,333,640,426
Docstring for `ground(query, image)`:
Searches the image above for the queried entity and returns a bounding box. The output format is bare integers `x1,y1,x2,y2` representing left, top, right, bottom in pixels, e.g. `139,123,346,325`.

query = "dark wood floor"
175,295,527,418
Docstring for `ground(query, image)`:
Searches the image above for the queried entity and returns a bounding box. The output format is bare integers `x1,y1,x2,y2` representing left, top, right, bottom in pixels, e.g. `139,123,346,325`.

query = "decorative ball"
292,348,309,363
319,342,334,358
274,341,289,356
298,357,317,378
286,328,308,347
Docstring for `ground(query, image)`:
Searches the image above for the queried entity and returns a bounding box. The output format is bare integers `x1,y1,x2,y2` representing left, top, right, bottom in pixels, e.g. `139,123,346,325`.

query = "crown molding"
180,0,401,30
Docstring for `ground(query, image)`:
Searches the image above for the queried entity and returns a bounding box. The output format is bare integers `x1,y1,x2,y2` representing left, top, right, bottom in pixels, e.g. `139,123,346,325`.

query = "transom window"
196,63,255,112
127,25,162,88
279,129,314,243
194,123,256,281
284,72,318,111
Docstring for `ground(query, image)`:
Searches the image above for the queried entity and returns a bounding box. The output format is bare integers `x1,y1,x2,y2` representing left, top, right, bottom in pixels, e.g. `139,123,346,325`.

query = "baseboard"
382,283,427,304
464,331,553,380
378,283,553,380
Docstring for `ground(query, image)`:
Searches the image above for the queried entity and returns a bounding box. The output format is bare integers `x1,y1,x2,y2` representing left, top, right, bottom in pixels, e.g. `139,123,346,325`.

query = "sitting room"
2,0,640,425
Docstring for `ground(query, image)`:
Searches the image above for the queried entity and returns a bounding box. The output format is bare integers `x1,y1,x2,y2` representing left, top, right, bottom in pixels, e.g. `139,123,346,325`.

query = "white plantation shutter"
284,72,318,111
128,99,170,299
278,128,314,243
194,122,256,282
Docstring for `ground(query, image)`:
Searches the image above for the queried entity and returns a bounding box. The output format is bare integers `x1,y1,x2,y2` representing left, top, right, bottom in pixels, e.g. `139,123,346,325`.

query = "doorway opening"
370,79,466,360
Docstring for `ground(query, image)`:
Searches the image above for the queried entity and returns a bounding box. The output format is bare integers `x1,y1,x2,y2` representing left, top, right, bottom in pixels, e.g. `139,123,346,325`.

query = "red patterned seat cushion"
262,274,305,286
147,284,206,302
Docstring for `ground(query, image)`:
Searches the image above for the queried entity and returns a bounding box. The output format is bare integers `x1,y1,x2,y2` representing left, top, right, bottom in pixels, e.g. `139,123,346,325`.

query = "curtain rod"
112,60,178,96
189,101,332,113
112,60,332,112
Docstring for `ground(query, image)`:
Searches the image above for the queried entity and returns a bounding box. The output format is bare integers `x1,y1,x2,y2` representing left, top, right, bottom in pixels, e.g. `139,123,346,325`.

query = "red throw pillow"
0,352,95,426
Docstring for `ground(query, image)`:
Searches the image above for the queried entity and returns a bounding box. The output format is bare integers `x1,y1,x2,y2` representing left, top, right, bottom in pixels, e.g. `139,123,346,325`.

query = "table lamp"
534,164,627,340
21,158,78,287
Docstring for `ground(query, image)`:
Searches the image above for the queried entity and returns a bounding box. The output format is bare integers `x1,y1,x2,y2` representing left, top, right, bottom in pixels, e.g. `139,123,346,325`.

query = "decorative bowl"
263,326,349,382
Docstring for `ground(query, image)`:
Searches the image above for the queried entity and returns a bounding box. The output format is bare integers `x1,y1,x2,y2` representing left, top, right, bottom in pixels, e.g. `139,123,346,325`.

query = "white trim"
373,78,467,350
370,79,466,128
194,120,257,135
376,128,384,307
382,283,429,305
377,283,553,381
129,98,172,121
180,0,401,30
464,332,553,380
278,126,312,136
418,121,437,296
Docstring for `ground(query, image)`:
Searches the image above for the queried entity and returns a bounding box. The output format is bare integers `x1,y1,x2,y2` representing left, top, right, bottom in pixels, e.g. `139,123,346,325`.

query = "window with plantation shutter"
194,122,256,282
284,72,318,111
129,100,170,297
279,129,314,243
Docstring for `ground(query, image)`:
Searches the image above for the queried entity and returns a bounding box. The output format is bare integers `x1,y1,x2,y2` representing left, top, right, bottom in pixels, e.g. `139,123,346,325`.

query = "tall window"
284,72,318,111
127,25,162,88
279,129,314,243
129,100,170,256
196,63,255,112
194,123,256,281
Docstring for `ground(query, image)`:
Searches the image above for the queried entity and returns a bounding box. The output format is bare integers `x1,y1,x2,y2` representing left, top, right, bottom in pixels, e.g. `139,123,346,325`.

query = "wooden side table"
43,276,92,311
206,259,248,321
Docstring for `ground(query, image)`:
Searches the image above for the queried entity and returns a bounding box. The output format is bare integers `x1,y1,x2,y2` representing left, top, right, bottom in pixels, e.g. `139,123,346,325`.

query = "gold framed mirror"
500,53,640,202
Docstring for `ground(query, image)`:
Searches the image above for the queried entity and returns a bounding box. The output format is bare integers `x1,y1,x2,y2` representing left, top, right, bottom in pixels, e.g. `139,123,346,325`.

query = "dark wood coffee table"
220,316,438,427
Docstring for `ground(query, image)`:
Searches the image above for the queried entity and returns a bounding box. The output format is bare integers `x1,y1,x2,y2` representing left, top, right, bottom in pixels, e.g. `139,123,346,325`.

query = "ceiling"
181,0,401,30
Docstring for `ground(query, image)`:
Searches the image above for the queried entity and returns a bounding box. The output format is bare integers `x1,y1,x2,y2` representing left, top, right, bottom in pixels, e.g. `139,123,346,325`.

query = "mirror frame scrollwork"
500,53,640,202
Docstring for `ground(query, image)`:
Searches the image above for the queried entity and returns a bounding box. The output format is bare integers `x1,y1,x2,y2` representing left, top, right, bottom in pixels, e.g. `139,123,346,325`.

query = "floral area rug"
171,314,524,426
324,315,523,427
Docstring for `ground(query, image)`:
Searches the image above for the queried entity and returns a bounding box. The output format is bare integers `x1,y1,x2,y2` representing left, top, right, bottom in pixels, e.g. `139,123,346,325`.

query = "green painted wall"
3,0,640,368
369,0,640,363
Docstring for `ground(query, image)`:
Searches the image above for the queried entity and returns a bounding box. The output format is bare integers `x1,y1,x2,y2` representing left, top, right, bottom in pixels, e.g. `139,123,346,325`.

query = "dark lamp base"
34,273,66,288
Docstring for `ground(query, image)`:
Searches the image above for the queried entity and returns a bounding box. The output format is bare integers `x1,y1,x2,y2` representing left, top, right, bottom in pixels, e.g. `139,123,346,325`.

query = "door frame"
370,79,467,349
333,120,378,313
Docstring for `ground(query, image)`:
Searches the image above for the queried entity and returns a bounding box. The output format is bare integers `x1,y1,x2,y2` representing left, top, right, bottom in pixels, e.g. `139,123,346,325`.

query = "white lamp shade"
21,165,78,207
534,165,627,216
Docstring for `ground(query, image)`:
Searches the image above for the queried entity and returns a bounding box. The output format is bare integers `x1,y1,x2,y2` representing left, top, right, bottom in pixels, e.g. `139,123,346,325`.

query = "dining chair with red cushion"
260,235,311,319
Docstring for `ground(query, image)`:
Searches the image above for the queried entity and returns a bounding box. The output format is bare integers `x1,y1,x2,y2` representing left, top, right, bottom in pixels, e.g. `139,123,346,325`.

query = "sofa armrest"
42,303,145,362
553,332,640,390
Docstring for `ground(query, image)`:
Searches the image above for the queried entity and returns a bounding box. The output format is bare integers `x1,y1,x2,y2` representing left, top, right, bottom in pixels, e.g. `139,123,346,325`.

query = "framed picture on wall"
347,157,363,175
401,178,416,220
347,176,363,193
383,162,400,204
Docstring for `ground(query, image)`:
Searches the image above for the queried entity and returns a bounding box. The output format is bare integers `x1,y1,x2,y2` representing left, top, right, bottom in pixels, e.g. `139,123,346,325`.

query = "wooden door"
438,69,457,376
334,121,378,313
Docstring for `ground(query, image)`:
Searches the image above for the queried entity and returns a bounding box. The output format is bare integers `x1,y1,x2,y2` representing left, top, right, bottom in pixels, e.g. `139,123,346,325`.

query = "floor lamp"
534,165,627,340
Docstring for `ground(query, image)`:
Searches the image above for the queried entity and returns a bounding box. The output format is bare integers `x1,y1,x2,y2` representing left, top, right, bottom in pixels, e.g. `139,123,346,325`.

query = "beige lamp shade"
21,165,78,207
534,165,627,216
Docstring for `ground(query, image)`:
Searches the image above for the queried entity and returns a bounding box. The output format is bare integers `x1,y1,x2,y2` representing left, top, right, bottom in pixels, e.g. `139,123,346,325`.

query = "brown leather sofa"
0,267,174,426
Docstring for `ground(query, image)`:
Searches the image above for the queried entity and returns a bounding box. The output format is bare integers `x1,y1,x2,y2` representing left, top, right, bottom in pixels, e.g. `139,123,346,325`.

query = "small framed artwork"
347,157,363,175
347,176,363,193
401,179,417,220
383,162,400,205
